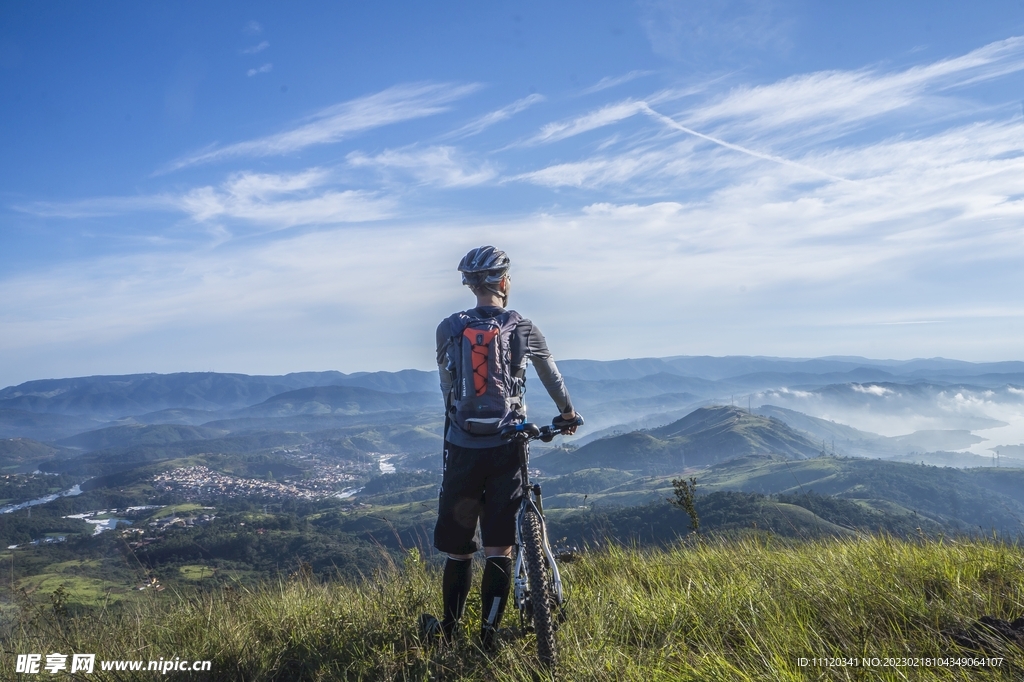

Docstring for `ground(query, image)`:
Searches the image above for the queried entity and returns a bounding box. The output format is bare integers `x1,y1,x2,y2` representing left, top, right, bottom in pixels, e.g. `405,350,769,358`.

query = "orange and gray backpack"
443,309,524,435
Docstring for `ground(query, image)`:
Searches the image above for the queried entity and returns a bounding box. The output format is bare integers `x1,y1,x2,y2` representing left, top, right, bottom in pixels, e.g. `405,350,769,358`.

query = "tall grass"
3,536,1022,680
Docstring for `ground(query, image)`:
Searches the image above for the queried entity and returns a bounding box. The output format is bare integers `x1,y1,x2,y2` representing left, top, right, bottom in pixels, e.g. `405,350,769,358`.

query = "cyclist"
421,245,578,651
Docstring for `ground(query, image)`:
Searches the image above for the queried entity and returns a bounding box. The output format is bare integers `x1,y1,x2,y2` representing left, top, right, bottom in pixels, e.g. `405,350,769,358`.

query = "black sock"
480,556,512,632
441,557,472,637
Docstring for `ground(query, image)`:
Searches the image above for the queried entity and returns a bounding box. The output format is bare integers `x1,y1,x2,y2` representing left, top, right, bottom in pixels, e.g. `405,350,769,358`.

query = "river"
0,484,84,515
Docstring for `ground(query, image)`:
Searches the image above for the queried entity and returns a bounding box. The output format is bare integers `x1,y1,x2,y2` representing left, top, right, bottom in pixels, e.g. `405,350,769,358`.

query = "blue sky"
3,1,1024,387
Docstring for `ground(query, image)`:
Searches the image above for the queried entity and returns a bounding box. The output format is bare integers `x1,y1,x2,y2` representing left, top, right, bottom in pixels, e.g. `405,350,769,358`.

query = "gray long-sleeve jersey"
436,305,574,448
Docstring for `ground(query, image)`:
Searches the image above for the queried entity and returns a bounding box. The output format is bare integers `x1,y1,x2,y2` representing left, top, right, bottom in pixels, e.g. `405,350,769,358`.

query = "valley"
2,355,1024,614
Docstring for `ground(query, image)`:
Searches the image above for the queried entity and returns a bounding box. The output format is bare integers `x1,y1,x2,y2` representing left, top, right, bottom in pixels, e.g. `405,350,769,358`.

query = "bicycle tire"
522,504,557,668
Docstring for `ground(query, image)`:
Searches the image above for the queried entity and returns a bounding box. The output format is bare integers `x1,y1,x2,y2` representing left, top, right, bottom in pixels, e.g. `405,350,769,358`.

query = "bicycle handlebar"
500,415,584,443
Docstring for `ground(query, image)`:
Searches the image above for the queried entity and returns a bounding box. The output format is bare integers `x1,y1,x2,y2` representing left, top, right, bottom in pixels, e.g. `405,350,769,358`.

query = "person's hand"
554,411,581,435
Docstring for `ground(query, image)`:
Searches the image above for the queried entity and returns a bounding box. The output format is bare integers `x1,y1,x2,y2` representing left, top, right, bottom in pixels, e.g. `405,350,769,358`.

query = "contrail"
639,103,850,183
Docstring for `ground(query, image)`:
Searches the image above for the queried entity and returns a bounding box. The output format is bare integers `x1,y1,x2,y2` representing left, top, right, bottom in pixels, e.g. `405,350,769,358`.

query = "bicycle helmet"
458,246,510,303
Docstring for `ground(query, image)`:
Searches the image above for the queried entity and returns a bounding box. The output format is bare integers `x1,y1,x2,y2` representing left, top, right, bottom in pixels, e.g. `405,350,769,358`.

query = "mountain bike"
500,415,583,669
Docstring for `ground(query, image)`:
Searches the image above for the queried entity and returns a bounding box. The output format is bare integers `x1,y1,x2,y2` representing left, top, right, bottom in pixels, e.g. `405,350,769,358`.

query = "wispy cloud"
243,20,262,35
511,147,684,189
242,41,269,55
683,35,1024,144
516,99,845,183
13,195,178,219
524,100,646,145
10,37,1024,384
447,94,545,138
511,36,1024,192
641,104,849,181
16,169,395,229
179,169,394,227
347,146,497,187
163,82,481,171
578,70,655,96
246,63,272,77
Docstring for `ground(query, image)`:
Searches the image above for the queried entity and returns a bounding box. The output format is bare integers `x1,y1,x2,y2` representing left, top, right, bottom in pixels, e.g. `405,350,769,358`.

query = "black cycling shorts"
433,440,523,555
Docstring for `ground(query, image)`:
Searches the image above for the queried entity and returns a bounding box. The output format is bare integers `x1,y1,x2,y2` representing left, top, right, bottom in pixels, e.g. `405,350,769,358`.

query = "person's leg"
479,546,513,649
429,442,485,641
441,552,473,638
478,442,523,649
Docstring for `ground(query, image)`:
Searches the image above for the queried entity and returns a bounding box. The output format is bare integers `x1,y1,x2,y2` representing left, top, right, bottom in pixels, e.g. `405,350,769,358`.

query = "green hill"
0,437,74,471
43,431,315,478
131,407,223,425
698,454,1024,533
3,536,1022,680
531,451,1024,535
233,386,439,418
0,408,104,442
543,405,822,474
57,423,230,451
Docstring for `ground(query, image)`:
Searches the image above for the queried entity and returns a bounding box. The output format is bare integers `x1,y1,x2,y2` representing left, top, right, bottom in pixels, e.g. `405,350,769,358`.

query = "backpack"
444,309,524,435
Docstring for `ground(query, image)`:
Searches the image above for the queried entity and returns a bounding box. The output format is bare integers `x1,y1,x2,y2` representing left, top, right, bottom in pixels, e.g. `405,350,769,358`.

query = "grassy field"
2,535,1022,680
178,564,217,581
145,503,206,519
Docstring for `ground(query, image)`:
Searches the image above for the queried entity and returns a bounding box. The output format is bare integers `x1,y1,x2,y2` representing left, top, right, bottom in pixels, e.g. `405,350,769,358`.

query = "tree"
669,477,700,534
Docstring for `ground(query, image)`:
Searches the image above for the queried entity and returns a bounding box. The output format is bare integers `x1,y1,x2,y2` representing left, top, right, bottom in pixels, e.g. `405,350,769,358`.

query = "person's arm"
436,320,454,403
520,321,575,420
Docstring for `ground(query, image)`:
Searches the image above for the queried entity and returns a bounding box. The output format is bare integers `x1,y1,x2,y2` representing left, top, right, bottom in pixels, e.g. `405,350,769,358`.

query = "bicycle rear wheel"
521,504,557,668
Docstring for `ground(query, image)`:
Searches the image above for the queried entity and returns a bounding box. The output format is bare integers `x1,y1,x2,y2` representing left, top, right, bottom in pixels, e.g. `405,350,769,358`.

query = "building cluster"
147,512,216,530
296,461,362,491
6,536,66,549
151,465,356,501
121,512,215,549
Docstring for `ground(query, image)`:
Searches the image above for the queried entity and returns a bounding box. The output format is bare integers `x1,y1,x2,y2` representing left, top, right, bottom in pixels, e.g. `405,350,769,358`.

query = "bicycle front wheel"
522,504,557,668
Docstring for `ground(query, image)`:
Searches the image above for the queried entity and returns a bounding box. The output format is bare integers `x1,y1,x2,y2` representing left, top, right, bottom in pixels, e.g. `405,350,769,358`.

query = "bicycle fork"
513,485,566,626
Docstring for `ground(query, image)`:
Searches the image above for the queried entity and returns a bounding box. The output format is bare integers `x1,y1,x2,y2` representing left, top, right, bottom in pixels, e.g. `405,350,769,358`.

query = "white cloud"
5,168,1024,385
0,225,467,378
10,38,1024,384
242,41,269,55
852,384,893,396
163,82,481,171
518,100,845,184
246,63,272,77
447,94,545,138
524,100,646,145
243,20,262,35
347,146,497,188
14,169,395,229
682,36,1024,144
510,36,1024,193
512,147,682,188
178,169,394,227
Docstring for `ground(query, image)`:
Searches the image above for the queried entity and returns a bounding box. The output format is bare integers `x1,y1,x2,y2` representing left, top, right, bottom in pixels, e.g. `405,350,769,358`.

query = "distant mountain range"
2,354,1024,475
556,355,1024,382
0,369,438,418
